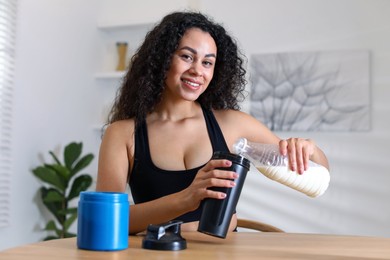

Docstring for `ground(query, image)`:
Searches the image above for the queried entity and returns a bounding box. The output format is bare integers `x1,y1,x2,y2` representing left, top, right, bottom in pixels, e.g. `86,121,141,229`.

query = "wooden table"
1,232,390,259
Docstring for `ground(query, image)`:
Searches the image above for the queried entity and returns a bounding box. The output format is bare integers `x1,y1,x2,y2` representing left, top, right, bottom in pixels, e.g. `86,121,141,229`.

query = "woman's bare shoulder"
104,119,135,136
100,119,137,151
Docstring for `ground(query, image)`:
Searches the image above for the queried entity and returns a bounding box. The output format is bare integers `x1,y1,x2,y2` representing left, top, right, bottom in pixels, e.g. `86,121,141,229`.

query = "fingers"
280,138,315,174
201,158,232,172
195,159,238,199
205,170,237,189
302,141,312,171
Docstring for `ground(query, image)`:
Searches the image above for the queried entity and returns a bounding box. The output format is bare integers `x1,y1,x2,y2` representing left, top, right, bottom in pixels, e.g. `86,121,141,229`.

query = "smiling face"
164,28,217,102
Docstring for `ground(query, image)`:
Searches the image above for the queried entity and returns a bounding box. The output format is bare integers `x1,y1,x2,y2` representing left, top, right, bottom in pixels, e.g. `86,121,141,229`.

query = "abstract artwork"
249,50,370,131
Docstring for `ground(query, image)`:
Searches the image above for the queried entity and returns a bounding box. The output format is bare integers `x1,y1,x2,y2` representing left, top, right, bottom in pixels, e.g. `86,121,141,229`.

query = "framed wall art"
249,50,370,131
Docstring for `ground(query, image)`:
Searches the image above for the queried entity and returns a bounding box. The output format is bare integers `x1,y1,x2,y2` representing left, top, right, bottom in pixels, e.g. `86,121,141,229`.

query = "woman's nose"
189,61,203,77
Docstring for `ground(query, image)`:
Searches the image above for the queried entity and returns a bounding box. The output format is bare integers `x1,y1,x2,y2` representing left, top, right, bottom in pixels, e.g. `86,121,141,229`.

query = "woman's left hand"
279,138,316,174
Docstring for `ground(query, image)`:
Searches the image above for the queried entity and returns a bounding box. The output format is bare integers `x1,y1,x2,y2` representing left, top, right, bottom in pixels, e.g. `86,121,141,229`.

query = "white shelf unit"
95,21,154,77
94,71,125,79
94,21,153,129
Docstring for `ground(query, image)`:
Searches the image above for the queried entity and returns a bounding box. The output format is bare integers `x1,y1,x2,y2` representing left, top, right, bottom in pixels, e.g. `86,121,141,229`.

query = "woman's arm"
216,109,330,174
96,121,187,234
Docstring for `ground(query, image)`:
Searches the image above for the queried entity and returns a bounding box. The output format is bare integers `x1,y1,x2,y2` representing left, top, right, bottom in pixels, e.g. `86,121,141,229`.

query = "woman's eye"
181,54,193,61
203,60,213,67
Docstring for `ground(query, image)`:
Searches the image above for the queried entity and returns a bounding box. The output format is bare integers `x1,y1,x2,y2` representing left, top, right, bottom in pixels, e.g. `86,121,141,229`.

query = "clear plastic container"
233,138,330,198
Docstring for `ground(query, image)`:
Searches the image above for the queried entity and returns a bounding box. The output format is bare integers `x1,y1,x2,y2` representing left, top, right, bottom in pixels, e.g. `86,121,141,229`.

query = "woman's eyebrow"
179,46,216,58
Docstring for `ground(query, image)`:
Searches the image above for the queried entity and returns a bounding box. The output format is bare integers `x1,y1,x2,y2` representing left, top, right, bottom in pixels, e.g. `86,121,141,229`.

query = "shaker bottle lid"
212,151,250,170
142,220,187,251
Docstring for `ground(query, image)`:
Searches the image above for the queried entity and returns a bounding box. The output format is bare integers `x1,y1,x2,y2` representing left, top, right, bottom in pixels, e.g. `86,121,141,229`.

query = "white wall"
0,0,101,250
1,0,389,250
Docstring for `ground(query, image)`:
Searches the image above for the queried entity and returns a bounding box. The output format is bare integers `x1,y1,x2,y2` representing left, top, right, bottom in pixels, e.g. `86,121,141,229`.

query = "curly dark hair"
108,11,247,126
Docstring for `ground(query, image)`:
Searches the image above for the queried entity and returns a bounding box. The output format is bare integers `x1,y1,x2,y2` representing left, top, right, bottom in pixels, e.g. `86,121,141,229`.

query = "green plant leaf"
59,208,77,215
63,213,77,231
64,232,76,238
43,235,59,241
42,189,64,203
67,207,78,214
70,154,94,178
40,187,65,224
45,163,70,182
49,151,62,165
32,166,66,192
64,142,82,170
44,220,61,237
67,175,92,201
58,207,77,216
44,220,59,231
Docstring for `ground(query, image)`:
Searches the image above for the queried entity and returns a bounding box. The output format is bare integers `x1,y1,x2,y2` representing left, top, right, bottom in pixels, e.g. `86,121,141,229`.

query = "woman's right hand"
180,159,238,212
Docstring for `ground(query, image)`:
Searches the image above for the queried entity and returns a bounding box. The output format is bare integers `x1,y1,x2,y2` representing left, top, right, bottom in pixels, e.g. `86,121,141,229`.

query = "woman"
96,11,329,235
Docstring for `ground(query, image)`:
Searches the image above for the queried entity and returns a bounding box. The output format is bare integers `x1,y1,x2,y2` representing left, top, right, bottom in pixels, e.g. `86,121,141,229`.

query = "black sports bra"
129,106,229,222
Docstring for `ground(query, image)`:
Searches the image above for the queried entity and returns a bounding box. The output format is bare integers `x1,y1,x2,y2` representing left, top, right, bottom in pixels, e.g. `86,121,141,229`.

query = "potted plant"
32,142,94,240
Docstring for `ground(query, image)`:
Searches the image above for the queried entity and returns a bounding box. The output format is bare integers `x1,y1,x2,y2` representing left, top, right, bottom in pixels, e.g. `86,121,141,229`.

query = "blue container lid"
79,191,128,203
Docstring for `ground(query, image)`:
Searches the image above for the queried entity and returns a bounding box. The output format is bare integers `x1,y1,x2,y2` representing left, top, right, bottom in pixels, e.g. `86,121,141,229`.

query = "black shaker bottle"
198,151,250,238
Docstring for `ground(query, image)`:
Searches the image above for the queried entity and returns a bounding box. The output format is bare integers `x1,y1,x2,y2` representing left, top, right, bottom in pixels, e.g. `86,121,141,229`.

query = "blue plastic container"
77,191,129,251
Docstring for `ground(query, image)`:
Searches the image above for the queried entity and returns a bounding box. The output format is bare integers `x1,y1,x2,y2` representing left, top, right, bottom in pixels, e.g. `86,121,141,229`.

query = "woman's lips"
182,79,201,89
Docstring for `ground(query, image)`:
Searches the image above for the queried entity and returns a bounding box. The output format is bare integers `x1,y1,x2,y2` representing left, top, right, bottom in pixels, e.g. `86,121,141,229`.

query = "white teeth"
183,80,200,87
